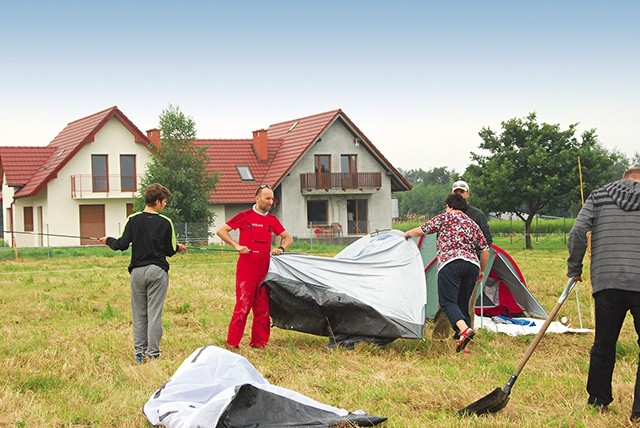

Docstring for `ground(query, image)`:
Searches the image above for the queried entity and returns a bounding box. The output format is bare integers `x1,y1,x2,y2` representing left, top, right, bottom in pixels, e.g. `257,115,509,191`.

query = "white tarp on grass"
474,316,593,336
143,345,386,427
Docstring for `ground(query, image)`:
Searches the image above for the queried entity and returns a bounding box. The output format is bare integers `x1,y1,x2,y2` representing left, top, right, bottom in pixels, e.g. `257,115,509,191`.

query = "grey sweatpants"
130,265,169,357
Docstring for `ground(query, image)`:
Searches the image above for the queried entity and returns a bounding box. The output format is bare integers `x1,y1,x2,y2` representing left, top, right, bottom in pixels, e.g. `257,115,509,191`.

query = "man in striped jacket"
567,167,640,421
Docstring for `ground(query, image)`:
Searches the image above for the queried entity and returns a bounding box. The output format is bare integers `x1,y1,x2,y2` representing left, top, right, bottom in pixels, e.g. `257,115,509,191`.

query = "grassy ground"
1,242,638,427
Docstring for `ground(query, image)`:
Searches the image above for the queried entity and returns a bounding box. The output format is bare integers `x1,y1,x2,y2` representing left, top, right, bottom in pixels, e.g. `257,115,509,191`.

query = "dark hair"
144,183,171,206
445,193,468,212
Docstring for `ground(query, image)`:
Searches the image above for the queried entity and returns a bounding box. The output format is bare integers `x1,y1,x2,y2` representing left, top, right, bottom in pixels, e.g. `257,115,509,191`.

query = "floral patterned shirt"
421,211,489,270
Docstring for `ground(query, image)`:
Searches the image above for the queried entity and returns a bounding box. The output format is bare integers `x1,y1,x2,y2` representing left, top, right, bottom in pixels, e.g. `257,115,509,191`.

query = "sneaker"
146,354,159,361
135,353,144,364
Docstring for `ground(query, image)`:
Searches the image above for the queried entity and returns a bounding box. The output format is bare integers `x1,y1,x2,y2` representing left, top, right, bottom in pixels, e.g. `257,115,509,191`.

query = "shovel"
458,278,578,416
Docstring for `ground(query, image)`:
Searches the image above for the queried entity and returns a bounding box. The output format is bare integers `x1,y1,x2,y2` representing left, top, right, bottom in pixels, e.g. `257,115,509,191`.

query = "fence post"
46,224,51,258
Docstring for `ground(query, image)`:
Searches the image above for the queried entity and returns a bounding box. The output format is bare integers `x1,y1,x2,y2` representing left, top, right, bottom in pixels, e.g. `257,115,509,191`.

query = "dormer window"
236,165,255,181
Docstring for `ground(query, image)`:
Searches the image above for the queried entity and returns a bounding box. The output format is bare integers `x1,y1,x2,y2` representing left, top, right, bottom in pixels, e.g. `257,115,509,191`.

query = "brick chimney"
252,129,268,162
146,128,160,146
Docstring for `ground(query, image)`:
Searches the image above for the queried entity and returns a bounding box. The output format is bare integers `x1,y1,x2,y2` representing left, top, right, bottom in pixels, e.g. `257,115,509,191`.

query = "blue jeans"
437,259,479,332
588,289,640,417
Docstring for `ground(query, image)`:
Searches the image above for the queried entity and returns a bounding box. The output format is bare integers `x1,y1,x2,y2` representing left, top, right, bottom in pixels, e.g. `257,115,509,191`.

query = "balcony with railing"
300,172,382,193
70,174,143,198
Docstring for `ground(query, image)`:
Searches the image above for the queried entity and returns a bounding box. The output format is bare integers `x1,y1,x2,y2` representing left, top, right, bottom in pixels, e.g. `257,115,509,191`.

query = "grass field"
1,241,638,427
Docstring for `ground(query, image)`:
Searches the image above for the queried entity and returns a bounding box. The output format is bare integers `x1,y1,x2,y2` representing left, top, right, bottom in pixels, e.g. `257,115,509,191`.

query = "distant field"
0,243,636,427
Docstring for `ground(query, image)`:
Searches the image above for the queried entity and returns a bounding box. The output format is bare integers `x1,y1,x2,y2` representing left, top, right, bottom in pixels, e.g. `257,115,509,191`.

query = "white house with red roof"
187,109,411,242
1,106,154,247
2,106,410,248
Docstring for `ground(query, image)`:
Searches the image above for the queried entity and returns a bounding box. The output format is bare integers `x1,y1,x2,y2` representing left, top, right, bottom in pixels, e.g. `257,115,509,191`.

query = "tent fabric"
475,277,525,317
143,345,387,427
264,230,427,341
415,235,548,319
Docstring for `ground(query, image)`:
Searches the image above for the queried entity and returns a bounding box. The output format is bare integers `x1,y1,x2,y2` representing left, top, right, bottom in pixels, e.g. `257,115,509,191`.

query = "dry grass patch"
1,249,639,426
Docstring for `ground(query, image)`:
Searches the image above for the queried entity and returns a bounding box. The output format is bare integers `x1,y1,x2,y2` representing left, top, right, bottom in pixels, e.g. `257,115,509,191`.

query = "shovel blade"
458,387,510,416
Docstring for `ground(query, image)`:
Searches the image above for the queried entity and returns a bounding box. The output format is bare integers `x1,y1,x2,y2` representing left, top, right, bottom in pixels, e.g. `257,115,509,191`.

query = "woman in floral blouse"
405,193,489,352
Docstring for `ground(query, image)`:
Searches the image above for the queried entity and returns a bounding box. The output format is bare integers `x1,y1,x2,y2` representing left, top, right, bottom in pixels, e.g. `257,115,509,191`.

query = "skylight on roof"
42,149,65,171
236,165,255,181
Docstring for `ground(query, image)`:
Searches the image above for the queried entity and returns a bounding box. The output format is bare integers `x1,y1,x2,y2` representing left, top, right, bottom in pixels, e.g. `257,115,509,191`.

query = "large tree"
138,105,218,231
465,112,619,249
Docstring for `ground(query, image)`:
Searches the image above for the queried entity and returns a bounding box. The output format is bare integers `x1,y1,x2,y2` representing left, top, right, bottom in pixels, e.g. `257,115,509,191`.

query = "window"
120,155,136,191
24,207,34,232
236,165,255,181
341,155,357,173
314,155,331,189
315,155,331,173
347,199,368,234
92,155,108,192
307,200,328,225
341,155,358,188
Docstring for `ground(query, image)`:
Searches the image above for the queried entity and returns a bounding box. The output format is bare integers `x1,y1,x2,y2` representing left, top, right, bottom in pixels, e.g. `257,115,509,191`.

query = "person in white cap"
433,180,493,340
451,180,492,246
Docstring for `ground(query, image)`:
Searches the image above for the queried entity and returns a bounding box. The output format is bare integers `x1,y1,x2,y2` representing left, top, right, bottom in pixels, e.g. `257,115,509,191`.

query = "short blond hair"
623,167,640,180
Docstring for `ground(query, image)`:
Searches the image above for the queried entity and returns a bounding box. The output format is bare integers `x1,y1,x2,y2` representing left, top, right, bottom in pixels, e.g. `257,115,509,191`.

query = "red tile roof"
0,146,56,186
12,106,153,198
195,138,283,203
198,109,411,204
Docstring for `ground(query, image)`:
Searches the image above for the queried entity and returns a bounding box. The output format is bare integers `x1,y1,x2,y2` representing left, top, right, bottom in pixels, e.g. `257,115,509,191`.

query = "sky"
1,1,638,173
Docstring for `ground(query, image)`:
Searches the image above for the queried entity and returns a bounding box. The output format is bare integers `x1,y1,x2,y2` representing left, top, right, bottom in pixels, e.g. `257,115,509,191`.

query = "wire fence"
1,221,365,261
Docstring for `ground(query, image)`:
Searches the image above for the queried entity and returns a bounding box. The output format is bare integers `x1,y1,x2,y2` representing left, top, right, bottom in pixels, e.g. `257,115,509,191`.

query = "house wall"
208,203,251,245
278,120,393,240
2,174,16,244
10,118,151,247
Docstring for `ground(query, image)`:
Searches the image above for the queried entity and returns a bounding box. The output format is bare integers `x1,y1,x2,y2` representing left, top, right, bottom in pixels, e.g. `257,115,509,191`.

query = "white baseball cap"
452,180,469,192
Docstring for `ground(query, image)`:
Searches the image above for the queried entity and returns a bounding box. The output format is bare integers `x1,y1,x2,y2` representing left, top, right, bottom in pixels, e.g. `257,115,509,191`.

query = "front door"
347,199,368,234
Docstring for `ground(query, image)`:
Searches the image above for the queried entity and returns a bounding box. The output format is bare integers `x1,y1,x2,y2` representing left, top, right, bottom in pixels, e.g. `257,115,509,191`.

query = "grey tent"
143,345,386,427
264,230,427,345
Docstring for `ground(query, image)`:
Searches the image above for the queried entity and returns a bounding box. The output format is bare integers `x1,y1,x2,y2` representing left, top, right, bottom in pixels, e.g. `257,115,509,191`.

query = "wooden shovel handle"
513,279,577,376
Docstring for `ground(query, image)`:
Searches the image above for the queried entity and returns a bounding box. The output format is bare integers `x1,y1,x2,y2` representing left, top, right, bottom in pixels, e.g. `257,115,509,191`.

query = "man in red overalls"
216,184,293,349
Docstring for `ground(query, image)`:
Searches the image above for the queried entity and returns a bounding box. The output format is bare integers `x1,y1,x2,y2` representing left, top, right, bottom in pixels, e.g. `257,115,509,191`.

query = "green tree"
397,184,450,218
396,167,458,217
466,112,619,249
399,167,457,186
138,105,218,232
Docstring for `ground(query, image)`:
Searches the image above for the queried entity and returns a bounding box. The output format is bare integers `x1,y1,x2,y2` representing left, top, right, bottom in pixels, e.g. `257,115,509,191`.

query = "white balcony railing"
70,174,143,198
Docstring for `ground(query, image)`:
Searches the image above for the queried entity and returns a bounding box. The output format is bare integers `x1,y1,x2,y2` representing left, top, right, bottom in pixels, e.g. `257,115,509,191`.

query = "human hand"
476,272,484,283
177,243,187,252
99,237,108,244
572,275,582,282
236,245,250,254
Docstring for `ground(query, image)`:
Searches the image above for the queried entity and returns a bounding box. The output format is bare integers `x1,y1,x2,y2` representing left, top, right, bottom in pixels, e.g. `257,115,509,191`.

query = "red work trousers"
226,254,271,347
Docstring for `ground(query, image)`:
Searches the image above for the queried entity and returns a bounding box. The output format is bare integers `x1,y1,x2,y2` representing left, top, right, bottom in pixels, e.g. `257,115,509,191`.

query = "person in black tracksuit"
100,183,186,362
